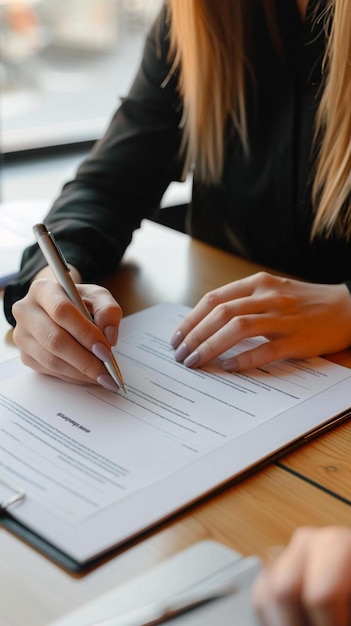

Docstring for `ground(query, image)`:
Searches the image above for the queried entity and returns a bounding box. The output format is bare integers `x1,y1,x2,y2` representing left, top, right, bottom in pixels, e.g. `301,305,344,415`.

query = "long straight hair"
168,0,351,239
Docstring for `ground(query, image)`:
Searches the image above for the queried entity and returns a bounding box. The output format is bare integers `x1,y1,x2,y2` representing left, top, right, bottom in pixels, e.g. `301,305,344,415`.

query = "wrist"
34,265,82,284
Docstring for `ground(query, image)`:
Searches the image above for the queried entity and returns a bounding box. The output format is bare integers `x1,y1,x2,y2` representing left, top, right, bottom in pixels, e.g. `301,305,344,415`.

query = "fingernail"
104,325,118,346
222,358,238,371
174,342,191,362
184,351,200,368
92,342,112,362
170,330,184,349
97,374,120,392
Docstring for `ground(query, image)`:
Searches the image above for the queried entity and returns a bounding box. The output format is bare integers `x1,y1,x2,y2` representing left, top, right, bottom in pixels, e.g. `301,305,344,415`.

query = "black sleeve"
4,4,184,326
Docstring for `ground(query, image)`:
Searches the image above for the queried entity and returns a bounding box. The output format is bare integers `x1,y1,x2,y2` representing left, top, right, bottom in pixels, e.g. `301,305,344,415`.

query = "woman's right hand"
12,271,123,391
253,525,351,626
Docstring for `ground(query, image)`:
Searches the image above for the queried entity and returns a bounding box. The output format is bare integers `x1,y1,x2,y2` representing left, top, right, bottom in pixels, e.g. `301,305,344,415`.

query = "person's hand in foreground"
12,267,122,392
253,525,351,626
170,272,351,371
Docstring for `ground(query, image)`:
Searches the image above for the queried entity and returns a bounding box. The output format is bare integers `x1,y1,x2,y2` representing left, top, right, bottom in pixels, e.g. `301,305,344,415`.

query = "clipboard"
0,476,81,572
0,303,351,573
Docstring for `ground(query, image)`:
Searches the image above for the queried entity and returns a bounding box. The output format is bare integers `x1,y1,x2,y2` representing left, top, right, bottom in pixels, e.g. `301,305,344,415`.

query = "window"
1,0,162,153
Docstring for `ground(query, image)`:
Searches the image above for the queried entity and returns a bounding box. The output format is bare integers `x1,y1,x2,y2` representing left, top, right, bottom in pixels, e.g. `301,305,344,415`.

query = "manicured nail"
92,342,112,362
184,351,200,368
97,374,120,392
170,330,184,349
222,358,238,371
104,325,118,346
174,342,191,362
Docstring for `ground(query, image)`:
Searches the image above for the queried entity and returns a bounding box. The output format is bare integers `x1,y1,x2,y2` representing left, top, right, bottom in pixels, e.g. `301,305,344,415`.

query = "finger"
253,529,313,626
15,317,108,385
301,527,351,626
221,337,294,372
21,348,120,392
172,299,258,358
16,325,121,392
252,572,273,626
170,279,258,348
18,348,119,392
174,314,289,369
77,284,122,345
13,287,117,387
18,349,95,384
27,280,112,353
170,272,282,349
171,283,297,364
253,570,307,626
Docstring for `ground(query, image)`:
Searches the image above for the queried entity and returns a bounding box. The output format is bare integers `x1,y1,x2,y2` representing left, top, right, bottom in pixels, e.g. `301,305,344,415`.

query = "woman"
4,4,351,621
4,0,351,389
253,525,351,626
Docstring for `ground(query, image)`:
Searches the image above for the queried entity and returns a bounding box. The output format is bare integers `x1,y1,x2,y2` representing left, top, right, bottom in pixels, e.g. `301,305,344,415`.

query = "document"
0,200,49,287
47,541,261,626
0,303,350,569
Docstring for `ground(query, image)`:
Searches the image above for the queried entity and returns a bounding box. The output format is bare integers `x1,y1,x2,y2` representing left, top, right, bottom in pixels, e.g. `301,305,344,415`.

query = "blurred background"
0,0,191,277
1,0,163,153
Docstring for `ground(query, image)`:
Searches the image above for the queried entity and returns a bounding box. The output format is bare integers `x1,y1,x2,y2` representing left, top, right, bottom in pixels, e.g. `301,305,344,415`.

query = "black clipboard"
0,476,82,572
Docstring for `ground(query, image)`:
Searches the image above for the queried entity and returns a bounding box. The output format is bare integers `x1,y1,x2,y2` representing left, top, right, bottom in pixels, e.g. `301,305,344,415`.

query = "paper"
0,306,348,523
0,200,49,287
47,541,260,626
0,303,350,565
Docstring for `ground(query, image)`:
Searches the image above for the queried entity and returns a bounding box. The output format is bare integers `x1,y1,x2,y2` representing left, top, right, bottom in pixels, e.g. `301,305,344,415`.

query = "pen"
33,223,126,393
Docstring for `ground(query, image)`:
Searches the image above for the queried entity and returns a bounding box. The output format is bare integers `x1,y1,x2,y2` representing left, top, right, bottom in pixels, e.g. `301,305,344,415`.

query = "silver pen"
33,223,126,393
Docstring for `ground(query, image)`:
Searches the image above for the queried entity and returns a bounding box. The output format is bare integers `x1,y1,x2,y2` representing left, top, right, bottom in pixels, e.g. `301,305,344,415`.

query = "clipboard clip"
0,475,25,514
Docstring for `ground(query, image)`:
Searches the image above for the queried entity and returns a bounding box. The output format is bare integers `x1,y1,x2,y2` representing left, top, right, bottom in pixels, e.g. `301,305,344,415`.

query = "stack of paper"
0,199,49,288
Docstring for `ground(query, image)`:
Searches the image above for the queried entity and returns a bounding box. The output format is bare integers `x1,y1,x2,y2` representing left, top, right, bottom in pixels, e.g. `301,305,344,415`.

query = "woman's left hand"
170,272,351,371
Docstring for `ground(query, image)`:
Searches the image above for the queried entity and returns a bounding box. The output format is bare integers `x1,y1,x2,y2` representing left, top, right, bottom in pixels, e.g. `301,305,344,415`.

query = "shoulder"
129,3,180,107
144,3,172,60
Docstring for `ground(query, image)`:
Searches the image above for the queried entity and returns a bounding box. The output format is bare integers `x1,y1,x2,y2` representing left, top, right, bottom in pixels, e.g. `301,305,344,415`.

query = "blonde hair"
168,0,351,239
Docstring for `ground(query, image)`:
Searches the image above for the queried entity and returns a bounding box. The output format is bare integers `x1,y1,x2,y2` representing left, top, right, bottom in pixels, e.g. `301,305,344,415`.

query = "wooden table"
1,219,350,626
